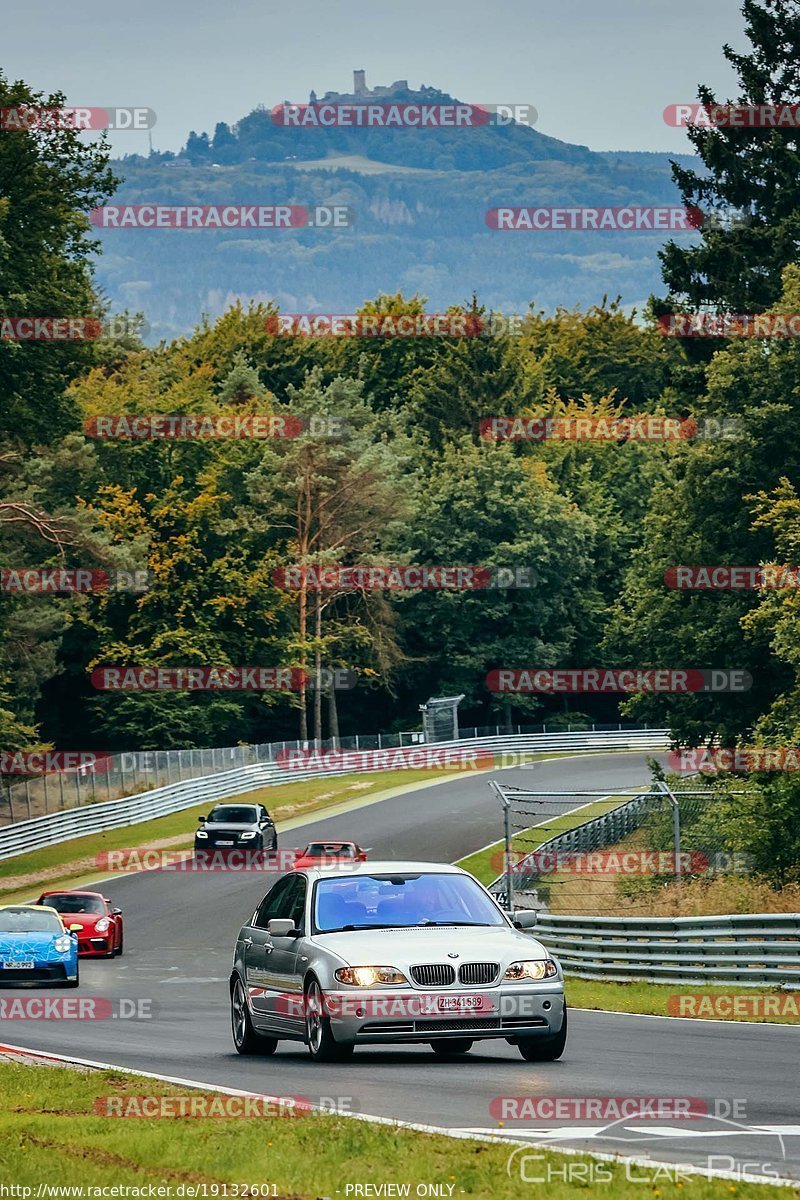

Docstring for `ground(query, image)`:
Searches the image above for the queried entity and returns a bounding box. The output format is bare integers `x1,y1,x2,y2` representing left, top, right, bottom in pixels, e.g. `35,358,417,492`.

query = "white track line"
571,1006,800,1028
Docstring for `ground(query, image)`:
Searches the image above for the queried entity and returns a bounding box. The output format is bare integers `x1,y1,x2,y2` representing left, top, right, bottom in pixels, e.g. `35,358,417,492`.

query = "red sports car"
35,891,123,958
291,841,368,869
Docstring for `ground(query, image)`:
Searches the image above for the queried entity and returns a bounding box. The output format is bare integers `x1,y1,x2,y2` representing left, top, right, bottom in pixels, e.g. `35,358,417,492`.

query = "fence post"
660,780,682,891
491,780,514,915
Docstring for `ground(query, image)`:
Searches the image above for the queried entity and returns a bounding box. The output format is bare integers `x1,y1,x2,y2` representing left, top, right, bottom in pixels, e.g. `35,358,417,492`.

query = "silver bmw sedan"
230,860,566,1062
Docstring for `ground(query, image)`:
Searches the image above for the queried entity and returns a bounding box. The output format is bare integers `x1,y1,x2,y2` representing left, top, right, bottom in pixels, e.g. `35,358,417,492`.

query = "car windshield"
43,895,106,915
305,842,354,857
0,908,63,934
207,806,258,824
313,872,505,933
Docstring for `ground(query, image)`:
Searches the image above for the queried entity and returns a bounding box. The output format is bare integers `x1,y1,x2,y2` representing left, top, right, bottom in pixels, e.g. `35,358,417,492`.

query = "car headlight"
95,918,111,933
239,831,257,840
54,935,72,953
334,966,408,987
503,959,559,981
195,829,208,839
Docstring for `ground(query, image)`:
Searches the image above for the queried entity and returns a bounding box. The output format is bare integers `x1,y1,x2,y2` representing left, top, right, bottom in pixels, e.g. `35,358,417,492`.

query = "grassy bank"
566,976,800,1023
0,1058,787,1197
457,794,632,886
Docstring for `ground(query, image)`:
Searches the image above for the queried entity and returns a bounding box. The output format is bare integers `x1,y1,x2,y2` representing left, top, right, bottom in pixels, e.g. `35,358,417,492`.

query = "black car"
194,803,277,856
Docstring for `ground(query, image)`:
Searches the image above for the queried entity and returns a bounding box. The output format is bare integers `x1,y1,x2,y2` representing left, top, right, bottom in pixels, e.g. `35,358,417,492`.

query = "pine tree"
218,351,262,405
659,0,800,313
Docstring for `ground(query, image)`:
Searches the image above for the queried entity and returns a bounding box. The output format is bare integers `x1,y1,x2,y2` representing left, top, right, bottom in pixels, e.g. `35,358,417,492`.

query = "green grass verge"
0,1059,784,1198
457,794,631,885
566,976,800,1023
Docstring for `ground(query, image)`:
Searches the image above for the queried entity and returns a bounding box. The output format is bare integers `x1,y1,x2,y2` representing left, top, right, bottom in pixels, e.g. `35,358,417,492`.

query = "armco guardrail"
0,728,668,862
526,912,800,988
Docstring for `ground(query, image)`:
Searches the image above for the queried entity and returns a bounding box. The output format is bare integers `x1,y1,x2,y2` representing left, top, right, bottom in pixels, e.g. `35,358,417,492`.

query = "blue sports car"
0,905,79,987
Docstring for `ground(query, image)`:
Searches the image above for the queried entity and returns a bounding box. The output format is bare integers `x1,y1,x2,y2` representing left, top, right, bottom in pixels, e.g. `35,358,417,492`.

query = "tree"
606,266,800,744
0,70,118,446
659,0,800,313
398,437,599,726
184,131,211,163
241,370,413,741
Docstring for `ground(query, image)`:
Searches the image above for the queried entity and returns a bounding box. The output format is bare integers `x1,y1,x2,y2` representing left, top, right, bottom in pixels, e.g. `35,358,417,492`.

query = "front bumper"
0,959,77,985
76,936,113,957
323,984,565,1044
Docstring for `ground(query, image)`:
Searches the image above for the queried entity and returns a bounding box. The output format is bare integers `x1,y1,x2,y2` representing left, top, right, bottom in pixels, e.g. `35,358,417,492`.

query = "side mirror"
512,910,539,931
68,923,82,932
112,908,122,916
198,815,207,823
267,918,298,937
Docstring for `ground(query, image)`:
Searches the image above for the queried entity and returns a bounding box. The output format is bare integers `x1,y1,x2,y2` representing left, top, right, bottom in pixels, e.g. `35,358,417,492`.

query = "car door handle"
264,944,274,954
242,937,253,946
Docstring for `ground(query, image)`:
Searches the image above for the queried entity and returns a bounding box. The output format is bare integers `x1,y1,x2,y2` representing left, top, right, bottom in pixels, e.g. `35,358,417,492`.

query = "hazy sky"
6,0,748,157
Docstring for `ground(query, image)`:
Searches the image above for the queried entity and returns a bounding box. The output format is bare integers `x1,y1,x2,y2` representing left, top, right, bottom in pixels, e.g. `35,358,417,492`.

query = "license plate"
216,840,234,846
438,995,488,1012
3,961,34,970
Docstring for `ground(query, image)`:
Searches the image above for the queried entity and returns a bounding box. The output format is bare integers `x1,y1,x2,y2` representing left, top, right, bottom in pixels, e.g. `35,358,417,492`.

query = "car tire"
114,928,124,957
430,1039,473,1057
231,977,278,1056
517,1007,567,1062
63,965,80,989
305,977,354,1062
270,832,277,851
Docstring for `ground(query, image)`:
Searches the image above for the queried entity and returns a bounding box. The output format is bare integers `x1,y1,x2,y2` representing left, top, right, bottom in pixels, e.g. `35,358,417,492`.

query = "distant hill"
97,85,700,340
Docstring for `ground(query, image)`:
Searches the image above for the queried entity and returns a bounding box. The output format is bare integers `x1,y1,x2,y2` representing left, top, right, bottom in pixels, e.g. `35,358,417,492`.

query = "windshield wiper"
326,923,409,932
320,919,496,932
415,920,491,927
